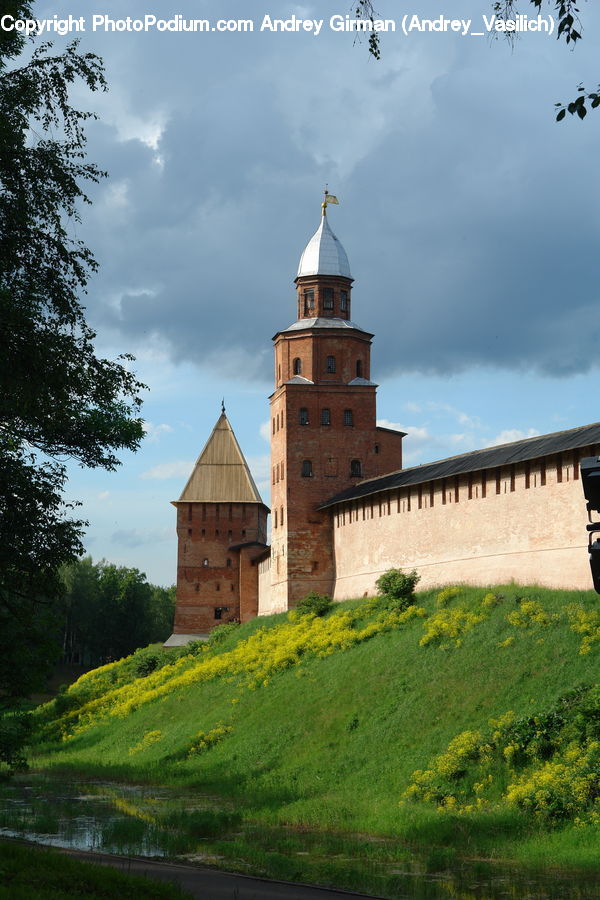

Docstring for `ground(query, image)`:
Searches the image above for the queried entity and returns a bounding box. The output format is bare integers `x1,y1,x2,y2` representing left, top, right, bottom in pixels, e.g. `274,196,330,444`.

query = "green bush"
375,569,420,610
206,621,240,647
295,591,333,617
0,711,31,775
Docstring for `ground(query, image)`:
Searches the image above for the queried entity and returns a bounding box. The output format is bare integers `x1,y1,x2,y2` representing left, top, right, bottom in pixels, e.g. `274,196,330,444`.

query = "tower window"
340,290,348,311
323,287,334,309
326,355,336,373
356,360,363,378
303,289,315,314
280,506,283,526
203,558,209,567
321,408,331,426
350,459,362,477
293,357,302,375
344,409,354,427
301,459,313,478
274,509,278,528
226,558,232,568
299,407,309,425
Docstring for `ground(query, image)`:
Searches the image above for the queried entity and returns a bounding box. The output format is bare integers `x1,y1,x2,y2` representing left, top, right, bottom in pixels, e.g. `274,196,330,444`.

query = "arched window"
280,506,284,526
293,358,302,375
274,509,278,528
321,408,331,426
350,459,362,477
203,558,209,567
301,459,313,478
226,558,232,568
356,360,363,378
299,407,309,425
326,355,336,373
344,409,354,426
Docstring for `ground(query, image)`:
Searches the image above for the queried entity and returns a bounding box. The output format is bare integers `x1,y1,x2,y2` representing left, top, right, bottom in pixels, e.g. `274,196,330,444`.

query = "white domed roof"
297,213,352,279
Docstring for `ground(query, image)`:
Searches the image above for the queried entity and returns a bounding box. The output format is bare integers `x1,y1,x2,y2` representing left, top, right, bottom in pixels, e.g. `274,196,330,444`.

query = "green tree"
61,558,176,666
0,6,145,702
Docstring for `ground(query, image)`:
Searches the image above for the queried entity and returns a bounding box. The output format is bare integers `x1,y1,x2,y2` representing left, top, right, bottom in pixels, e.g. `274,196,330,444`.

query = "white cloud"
259,420,271,442
485,428,540,448
423,402,482,430
97,491,110,501
377,420,433,465
140,460,193,480
377,418,406,432
142,421,173,442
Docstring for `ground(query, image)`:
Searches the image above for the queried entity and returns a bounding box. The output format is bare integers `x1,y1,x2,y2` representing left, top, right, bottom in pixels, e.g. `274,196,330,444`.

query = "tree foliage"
359,0,597,120
0,6,146,701
61,558,176,666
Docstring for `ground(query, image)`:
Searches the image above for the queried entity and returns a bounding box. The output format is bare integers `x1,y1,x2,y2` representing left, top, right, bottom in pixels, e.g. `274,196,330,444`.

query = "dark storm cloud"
58,0,600,380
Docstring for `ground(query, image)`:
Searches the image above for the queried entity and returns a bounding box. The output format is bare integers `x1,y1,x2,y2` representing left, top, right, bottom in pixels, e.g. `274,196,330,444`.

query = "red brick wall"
269,310,404,610
173,501,266,634
295,274,353,321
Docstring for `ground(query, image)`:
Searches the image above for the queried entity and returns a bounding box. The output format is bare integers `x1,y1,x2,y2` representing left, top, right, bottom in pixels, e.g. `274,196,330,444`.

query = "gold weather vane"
321,186,339,215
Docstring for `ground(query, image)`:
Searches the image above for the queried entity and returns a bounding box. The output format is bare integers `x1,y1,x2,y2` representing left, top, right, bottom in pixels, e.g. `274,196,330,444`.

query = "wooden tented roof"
175,413,264,504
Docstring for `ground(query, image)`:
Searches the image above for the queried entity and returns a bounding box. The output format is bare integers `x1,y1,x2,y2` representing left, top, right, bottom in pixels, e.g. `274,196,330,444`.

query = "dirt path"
10,840,389,900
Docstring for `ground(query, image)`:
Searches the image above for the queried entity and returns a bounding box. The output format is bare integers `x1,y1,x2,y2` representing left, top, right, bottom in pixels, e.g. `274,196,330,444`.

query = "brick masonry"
173,501,267,634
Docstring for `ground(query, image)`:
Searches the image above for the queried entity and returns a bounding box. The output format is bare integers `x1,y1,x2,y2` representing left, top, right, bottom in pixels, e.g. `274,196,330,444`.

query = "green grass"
23,584,600,893
0,840,195,899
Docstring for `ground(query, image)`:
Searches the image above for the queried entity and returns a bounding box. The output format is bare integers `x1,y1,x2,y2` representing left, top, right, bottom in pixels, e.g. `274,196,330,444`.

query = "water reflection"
0,776,598,899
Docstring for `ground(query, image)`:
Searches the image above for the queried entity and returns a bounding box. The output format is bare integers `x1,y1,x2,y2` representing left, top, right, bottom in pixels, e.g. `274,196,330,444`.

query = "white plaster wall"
331,460,593,599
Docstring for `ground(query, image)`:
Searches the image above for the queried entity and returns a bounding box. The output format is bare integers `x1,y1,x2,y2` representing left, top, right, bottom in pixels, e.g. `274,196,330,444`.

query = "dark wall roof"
320,421,600,509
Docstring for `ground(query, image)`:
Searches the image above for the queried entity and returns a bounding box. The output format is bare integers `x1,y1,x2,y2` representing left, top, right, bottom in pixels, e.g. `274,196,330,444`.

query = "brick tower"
164,408,269,646
269,195,404,611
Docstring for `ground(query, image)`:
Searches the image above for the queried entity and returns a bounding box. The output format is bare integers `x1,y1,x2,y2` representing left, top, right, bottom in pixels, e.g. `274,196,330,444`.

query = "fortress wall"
331,452,594,599
258,552,278,615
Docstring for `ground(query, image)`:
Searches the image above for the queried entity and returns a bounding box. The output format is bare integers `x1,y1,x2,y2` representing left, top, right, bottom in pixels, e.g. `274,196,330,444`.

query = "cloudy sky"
24,0,600,584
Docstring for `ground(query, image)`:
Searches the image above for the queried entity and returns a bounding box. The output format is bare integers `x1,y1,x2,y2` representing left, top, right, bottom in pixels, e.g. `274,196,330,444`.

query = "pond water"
0,775,598,900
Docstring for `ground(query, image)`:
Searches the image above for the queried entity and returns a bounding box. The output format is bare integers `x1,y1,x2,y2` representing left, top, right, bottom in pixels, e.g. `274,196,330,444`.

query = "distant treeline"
61,557,175,667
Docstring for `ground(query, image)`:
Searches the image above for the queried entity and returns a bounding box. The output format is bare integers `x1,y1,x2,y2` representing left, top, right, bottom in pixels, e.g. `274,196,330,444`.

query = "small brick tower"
269,194,404,610
164,407,269,645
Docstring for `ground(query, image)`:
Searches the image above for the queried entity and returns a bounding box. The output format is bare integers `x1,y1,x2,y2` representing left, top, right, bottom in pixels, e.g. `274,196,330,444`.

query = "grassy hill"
27,583,600,893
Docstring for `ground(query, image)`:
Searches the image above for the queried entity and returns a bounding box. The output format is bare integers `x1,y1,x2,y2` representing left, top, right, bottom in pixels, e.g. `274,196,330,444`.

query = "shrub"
375,569,420,610
0,712,31,775
435,586,462,608
132,651,162,678
295,592,333,617
206,622,240,647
